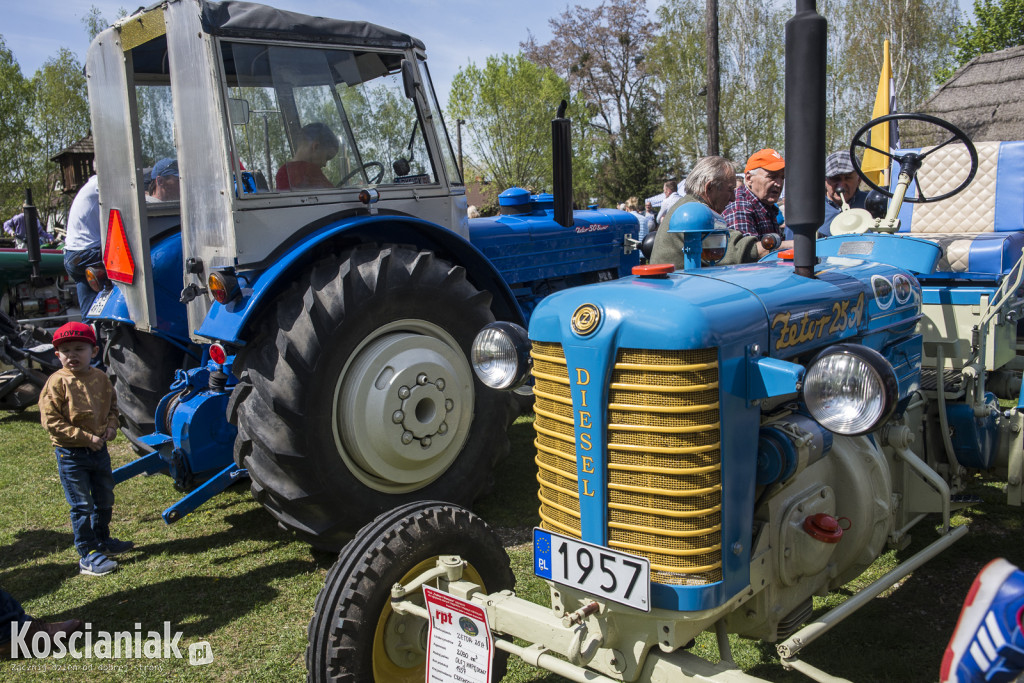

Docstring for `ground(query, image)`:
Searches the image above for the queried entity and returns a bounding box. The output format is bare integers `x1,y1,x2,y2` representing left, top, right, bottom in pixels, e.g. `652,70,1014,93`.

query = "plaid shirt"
724,184,782,238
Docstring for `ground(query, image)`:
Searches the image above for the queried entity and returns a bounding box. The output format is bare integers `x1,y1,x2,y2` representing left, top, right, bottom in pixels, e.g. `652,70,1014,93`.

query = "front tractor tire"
306,501,514,682
230,245,513,549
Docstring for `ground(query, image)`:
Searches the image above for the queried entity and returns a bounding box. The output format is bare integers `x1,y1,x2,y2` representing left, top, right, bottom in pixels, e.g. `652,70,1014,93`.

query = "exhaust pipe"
552,100,573,228
23,188,42,282
784,0,826,278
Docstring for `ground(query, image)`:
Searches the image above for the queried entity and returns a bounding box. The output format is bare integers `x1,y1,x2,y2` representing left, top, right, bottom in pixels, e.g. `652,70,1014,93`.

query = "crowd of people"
616,147,887,270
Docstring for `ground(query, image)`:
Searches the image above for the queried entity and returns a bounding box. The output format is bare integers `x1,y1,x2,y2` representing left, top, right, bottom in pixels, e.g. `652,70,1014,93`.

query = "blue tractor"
84,0,639,549
306,2,1024,680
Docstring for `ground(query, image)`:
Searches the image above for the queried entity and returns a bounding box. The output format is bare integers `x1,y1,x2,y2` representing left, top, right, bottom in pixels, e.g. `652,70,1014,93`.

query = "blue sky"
2,0,633,105
3,0,976,106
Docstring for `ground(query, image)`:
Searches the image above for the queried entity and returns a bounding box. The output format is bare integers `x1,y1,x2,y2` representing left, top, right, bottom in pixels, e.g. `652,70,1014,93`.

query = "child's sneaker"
79,551,117,576
99,538,134,556
941,558,1024,683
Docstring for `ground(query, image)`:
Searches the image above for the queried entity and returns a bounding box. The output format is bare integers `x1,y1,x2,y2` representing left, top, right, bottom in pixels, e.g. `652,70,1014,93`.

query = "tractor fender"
87,232,192,343
195,214,524,345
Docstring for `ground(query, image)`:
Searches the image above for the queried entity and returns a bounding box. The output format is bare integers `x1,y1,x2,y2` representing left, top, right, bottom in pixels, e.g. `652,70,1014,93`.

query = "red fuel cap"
803,513,844,543
633,263,675,277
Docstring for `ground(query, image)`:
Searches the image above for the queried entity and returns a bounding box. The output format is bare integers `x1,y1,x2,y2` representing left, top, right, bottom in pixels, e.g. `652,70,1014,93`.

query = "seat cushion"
917,231,1024,275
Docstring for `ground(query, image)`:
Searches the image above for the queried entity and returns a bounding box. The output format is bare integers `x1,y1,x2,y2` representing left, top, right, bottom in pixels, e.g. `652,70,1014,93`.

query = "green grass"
2,407,1023,682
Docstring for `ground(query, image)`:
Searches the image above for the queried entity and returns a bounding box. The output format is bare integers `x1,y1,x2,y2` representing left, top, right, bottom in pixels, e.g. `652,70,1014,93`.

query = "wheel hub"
336,328,474,490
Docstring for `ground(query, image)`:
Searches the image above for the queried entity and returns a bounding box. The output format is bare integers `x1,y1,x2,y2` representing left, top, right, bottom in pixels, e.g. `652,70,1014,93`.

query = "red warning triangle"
103,209,136,284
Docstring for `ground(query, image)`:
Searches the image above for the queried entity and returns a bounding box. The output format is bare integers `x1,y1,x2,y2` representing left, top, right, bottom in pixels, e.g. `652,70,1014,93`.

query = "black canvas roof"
198,0,425,50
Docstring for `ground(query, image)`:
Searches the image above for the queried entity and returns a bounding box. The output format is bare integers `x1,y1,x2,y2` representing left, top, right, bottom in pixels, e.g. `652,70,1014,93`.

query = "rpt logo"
436,611,453,626
188,641,214,666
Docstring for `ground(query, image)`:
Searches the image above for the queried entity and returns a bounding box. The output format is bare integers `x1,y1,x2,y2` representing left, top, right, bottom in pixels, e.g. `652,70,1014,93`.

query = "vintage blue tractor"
83,0,639,549
305,1,1023,680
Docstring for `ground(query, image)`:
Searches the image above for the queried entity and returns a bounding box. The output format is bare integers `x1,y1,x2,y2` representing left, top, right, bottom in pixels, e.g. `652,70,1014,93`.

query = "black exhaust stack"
785,0,826,278
23,188,42,282
552,100,573,228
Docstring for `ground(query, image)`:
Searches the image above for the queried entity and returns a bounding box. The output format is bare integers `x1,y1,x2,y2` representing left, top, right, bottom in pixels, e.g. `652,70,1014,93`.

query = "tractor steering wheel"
338,161,385,187
849,113,978,204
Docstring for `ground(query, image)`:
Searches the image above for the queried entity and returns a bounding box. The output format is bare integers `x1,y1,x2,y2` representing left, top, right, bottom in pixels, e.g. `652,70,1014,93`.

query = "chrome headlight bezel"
471,322,532,390
802,343,898,436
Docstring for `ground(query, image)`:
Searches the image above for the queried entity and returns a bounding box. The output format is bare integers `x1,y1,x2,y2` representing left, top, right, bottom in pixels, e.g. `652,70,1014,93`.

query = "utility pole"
705,0,720,156
456,119,465,180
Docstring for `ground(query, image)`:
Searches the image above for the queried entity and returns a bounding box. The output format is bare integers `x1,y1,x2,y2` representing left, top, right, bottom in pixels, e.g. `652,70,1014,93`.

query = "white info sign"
423,586,493,682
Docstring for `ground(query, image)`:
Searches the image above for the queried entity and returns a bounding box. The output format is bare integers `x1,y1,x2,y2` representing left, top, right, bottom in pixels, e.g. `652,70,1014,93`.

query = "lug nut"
398,386,410,399
392,410,404,424
401,431,413,444
436,378,445,391
417,373,428,385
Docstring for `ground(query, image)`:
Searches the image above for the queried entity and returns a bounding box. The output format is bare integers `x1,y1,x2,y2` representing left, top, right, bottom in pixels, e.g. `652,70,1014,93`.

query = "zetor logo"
8,621,213,665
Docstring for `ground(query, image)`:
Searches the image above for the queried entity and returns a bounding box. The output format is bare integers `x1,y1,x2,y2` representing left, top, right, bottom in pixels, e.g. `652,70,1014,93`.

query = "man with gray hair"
651,156,762,267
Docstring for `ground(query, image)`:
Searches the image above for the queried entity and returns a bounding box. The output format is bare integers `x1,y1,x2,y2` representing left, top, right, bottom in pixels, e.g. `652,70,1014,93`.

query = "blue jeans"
0,588,30,646
64,247,103,320
56,446,115,557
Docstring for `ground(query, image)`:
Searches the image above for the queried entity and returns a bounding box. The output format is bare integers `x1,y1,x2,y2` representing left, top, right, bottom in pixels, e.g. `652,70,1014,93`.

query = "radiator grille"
531,341,723,586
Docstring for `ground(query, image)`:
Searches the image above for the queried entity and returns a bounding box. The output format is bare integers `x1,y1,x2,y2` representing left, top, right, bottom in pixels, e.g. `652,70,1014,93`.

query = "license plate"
533,528,650,611
87,289,112,317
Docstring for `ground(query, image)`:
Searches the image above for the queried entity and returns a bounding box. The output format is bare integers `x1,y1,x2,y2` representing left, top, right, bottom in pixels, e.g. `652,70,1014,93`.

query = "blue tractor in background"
84,0,639,549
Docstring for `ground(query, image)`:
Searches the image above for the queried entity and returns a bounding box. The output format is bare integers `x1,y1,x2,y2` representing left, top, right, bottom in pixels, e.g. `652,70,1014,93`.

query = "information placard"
424,586,492,683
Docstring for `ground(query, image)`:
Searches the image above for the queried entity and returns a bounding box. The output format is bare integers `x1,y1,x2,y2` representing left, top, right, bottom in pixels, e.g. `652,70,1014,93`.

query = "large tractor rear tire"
105,324,192,450
229,245,514,549
306,501,514,682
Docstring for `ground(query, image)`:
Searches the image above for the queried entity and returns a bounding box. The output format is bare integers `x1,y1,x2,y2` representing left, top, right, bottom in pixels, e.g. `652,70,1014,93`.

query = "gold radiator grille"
532,342,581,538
608,348,722,584
530,342,723,585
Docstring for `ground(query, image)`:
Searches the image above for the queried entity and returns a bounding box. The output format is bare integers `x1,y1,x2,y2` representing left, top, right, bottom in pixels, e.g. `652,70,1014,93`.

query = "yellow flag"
861,40,892,187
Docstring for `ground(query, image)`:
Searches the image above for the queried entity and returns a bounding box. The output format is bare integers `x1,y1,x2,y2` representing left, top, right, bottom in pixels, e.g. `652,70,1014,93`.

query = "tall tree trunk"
706,0,721,156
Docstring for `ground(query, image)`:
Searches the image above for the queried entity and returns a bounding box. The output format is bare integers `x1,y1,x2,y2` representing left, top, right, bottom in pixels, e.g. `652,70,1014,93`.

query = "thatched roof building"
908,45,1024,146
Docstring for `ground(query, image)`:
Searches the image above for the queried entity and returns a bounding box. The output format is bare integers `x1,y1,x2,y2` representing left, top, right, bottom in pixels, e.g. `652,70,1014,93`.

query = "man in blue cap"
146,158,180,202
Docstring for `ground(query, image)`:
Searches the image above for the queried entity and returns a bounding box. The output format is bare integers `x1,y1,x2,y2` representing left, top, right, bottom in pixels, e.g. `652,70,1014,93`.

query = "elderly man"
651,156,762,267
819,150,868,237
724,148,787,257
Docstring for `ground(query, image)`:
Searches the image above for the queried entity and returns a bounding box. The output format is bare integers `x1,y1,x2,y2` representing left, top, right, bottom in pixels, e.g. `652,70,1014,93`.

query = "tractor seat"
894,140,1024,277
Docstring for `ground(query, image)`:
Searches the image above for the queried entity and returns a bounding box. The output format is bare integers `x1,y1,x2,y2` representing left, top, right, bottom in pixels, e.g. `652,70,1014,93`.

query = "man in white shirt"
63,175,102,318
655,180,682,227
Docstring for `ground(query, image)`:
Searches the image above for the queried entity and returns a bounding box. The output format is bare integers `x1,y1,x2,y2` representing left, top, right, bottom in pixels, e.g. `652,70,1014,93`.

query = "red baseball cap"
52,322,97,347
745,148,785,172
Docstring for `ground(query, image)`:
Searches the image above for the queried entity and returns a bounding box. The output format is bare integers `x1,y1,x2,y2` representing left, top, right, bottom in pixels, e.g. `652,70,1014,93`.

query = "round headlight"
802,344,898,436
471,322,531,390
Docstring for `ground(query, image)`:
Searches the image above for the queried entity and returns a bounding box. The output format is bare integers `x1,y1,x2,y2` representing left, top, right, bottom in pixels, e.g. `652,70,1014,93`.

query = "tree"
938,0,1024,81
597,88,664,204
650,0,785,172
448,54,584,202
26,49,91,225
0,36,36,222
522,0,656,138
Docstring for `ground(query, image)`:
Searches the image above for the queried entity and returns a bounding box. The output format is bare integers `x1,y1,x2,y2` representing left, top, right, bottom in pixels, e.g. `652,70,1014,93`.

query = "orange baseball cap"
745,148,785,172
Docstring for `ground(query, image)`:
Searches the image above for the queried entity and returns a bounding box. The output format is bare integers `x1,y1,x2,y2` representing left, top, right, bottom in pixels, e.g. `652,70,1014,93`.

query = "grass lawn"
1,406,1022,682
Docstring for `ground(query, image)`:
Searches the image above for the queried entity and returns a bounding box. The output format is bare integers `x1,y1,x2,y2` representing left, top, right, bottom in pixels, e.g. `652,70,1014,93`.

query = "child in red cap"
37,322,132,576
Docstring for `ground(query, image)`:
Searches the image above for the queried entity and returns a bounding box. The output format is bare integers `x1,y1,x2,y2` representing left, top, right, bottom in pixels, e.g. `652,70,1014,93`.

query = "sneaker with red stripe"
941,558,1024,683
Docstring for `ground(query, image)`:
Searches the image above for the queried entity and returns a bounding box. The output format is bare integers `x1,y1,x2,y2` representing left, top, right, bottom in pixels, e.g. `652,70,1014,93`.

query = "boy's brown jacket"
38,367,119,448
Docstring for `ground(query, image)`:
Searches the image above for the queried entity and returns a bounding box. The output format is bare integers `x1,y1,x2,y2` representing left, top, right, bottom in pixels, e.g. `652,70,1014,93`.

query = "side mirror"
401,59,416,100
228,98,250,125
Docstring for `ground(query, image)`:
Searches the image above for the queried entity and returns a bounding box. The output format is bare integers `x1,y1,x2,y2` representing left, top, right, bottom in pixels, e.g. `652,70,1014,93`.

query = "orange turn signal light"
208,272,240,305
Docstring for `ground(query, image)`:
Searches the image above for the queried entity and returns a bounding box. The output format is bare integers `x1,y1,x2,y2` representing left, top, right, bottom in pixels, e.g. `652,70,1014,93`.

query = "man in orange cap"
724,148,788,257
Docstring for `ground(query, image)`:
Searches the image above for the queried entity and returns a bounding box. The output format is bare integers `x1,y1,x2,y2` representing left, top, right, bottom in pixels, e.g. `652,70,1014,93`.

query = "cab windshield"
222,42,436,194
